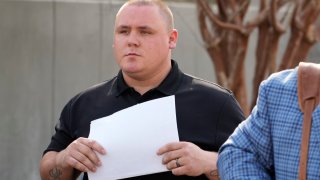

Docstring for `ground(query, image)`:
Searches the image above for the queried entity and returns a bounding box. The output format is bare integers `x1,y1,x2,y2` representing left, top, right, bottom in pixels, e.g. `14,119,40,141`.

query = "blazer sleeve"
217,80,274,180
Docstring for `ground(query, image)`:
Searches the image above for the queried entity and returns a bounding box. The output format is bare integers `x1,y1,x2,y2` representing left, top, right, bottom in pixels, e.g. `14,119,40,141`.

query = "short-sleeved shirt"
44,60,244,179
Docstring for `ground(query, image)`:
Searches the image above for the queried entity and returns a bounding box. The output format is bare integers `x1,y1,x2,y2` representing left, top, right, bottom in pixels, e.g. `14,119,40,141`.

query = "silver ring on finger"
175,158,181,168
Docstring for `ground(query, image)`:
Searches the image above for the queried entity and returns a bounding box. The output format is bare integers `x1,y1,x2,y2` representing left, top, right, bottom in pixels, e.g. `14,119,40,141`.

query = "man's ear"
169,29,178,49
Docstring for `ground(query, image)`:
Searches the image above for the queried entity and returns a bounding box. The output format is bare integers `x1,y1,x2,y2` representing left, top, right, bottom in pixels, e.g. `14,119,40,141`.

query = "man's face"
113,4,177,80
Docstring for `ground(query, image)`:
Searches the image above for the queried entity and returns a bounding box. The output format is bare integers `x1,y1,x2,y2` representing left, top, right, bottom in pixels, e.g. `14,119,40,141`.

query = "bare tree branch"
196,0,320,115
198,0,246,34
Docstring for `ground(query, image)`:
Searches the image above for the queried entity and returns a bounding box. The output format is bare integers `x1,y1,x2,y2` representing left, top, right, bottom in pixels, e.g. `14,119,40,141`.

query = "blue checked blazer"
217,68,320,179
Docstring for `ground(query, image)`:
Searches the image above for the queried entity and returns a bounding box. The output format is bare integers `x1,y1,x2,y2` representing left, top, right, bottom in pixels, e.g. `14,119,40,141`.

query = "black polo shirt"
45,60,244,179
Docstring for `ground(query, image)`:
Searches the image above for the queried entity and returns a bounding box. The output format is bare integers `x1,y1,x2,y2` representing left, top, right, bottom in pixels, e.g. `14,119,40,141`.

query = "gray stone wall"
0,1,214,179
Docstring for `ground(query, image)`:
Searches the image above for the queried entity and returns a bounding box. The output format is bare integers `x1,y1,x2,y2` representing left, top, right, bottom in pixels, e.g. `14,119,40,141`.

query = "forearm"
217,122,273,179
217,147,272,180
40,151,79,180
201,151,219,180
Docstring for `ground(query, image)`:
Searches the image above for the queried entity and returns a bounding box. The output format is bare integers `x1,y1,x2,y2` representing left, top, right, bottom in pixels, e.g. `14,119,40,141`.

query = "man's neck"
123,63,171,95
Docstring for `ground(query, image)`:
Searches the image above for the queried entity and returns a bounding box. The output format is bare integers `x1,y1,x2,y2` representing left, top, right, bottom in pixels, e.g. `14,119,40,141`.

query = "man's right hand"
40,137,106,180
57,137,106,172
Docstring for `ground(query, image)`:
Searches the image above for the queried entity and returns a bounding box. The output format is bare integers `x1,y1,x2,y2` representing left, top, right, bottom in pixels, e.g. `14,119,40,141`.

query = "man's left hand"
157,141,218,177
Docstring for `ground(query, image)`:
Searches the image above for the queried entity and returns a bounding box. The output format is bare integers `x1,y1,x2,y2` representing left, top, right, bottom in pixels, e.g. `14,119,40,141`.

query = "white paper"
88,95,179,180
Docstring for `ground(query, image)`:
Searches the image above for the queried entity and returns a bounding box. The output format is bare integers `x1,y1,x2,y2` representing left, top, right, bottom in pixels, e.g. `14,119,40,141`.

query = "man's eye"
119,30,129,34
141,31,151,35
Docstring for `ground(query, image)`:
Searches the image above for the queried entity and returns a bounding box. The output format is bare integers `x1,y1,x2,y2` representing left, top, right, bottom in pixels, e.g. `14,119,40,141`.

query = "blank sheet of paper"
88,95,179,180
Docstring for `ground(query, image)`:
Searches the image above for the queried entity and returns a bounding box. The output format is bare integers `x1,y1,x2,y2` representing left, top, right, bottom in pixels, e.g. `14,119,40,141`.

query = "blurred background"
0,0,319,179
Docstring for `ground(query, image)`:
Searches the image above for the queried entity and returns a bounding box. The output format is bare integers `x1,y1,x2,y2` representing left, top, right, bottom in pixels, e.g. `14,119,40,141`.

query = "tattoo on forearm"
49,167,62,180
209,169,219,177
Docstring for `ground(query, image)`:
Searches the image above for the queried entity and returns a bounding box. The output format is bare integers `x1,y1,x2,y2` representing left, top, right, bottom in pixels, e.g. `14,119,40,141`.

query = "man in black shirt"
40,0,244,179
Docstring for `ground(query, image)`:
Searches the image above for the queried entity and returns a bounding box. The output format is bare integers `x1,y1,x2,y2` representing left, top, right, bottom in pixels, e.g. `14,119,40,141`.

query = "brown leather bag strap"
297,62,320,180
298,99,316,180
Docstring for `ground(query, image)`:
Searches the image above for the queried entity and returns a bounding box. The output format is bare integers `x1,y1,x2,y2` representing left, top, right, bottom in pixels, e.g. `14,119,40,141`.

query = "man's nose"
127,33,140,47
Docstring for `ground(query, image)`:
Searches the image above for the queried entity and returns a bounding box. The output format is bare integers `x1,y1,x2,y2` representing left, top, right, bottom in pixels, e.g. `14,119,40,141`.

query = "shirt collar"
114,60,183,96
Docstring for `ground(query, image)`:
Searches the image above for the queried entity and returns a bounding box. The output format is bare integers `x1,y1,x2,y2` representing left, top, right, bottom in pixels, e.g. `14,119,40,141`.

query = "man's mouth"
125,52,140,56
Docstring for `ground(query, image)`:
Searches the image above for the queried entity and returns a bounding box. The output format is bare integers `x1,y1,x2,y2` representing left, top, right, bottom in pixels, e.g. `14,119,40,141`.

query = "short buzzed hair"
117,0,174,30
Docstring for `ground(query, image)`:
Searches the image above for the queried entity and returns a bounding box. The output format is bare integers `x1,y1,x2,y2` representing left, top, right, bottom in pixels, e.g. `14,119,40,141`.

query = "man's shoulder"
182,73,233,95
68,76,118,104
81,76,117,94
262,68,298,90
258,68,298,107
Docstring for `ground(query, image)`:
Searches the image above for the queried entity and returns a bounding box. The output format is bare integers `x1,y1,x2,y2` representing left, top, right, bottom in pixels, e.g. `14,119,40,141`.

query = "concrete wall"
0,1,214,179
0,1,319,179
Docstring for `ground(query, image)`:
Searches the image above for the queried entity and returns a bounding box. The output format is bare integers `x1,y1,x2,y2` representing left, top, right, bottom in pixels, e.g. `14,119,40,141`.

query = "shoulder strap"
297,62,320,180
